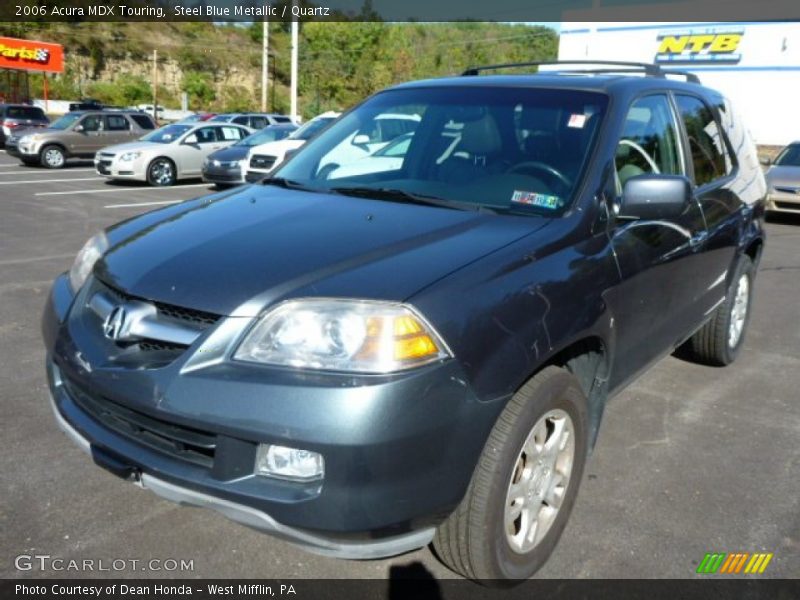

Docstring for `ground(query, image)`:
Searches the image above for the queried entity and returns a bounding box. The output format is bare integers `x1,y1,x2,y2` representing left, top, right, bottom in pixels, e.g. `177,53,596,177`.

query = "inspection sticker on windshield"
568,114,587,128
511,190,562,209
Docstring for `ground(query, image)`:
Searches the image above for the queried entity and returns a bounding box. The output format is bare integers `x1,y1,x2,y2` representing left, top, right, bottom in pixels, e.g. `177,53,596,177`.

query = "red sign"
0,36,64,73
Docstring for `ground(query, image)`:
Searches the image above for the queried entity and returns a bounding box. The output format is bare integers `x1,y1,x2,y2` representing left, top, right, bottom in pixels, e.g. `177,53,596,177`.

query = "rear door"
672,92,742,316
103,114,133,146
605,93,709,390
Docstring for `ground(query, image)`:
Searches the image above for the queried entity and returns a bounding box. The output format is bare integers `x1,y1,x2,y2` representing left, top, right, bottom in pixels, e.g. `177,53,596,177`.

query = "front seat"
437,113,503,183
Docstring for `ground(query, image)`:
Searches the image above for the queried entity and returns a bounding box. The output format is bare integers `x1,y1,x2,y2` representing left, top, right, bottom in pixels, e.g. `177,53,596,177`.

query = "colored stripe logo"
697,552,773,574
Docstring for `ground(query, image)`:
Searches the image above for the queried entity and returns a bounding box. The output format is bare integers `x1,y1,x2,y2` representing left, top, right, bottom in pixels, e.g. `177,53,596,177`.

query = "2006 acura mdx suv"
43,61,766,582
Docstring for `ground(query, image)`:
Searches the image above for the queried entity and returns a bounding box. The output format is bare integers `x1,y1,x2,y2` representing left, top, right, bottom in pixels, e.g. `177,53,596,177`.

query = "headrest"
459,113,502,156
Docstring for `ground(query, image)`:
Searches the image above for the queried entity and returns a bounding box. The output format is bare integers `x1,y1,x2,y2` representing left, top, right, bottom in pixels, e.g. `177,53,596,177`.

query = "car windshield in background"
277,86,607,215
288,118,336,141
774,144,800,167
237,128,288,147
141,124,192,143
8,106,44,119
48,113,82,130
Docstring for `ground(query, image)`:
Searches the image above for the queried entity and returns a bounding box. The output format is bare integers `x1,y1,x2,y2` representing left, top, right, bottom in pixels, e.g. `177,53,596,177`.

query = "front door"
71,114,104,155
604,93,709,390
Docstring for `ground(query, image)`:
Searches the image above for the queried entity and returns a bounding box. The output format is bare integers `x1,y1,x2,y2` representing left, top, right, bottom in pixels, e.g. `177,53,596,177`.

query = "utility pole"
261,17,269,112
290,15,298,121
152,48,158,123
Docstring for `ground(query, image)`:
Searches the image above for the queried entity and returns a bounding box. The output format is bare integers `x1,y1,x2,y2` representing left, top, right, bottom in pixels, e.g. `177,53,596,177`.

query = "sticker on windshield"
568,114,587,128
511,190,562,210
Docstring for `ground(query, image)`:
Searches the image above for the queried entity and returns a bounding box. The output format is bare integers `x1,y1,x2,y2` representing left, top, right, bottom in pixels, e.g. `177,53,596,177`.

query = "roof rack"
460,60,701,84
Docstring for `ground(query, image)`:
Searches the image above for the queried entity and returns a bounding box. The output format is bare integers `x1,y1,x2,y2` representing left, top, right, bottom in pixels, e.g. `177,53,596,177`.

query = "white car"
95,122,252,186
317,113,421,175
327,132,413,180
244,111,340,182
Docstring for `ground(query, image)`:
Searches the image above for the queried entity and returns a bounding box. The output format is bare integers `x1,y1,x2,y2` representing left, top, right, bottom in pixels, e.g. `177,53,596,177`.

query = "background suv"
1,104,49,147
8,110,157,168
211,113,295,128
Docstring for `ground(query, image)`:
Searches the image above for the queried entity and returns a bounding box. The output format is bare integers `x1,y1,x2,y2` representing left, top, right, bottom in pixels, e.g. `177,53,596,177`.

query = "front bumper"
94,157,147,181
767,190,800,213
42,273,502,558
202,165,245,185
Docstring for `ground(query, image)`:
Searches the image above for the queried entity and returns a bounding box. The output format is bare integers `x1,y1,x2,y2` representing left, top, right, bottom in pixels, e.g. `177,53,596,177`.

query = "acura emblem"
103,306,127,340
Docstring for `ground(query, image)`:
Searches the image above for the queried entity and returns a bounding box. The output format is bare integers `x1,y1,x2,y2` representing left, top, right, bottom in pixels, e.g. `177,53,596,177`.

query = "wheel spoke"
544,416,567,453
544,472,566,509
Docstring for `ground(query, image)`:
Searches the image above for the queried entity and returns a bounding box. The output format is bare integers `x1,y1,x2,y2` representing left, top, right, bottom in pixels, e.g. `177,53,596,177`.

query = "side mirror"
74,124,84,133
759,155,771,166
619,174,692,220
352,134,370,146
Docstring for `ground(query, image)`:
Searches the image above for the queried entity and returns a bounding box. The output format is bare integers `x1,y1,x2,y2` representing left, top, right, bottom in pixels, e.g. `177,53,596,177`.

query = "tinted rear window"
6,106,45,119
273,116,291,123
130,114,155,130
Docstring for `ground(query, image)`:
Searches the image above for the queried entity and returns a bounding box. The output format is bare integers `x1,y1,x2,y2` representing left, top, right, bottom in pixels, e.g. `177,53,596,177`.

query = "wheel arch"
40,142,68,157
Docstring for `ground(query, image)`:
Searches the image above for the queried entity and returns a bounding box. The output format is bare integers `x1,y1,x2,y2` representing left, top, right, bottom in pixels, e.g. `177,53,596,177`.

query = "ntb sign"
655,28,744,64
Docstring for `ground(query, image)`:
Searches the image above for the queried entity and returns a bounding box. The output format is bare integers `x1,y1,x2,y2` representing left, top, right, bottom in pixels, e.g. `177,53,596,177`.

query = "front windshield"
774,144,800,167
141,124,192,144
277,87,607,215
49,113,82,130
289,118,335,141
237,127,287,147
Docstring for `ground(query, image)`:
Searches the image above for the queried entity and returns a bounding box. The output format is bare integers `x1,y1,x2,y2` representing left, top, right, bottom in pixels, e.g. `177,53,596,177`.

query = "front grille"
250,154,277,170
65,376,217,468
774,186,800,195
99,280,221,328
775,201,800,211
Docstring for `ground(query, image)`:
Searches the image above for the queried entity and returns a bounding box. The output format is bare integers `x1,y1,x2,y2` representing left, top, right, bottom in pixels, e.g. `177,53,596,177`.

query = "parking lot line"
0,177,99,185
0,169,96,176
35,183,210,197
104,200,184,208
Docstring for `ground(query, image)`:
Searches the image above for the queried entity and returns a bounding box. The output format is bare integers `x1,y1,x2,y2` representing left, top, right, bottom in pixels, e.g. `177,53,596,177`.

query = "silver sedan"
95,122,252,186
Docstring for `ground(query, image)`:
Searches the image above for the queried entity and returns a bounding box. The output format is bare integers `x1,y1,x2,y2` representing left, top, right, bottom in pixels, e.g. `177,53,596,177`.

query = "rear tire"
684,255,754,366
146,158,176,186
433,366,588,583
40,145,66,169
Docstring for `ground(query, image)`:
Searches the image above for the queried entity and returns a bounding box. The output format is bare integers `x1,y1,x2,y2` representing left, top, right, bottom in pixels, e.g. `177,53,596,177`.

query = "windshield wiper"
260,176,318,192
328,186,494,213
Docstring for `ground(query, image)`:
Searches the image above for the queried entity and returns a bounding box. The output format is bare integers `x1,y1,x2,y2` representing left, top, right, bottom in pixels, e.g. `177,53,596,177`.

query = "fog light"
255,444,324,481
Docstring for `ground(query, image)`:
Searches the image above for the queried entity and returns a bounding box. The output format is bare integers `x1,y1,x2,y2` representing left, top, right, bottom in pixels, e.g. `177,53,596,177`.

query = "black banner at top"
3,0,800,22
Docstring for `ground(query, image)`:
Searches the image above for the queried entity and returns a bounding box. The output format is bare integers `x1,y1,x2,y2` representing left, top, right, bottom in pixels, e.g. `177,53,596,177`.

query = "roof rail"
460,60,701,84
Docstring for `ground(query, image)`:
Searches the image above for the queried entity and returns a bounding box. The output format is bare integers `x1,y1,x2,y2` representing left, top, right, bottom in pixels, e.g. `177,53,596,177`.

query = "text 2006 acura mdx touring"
43,62,766,582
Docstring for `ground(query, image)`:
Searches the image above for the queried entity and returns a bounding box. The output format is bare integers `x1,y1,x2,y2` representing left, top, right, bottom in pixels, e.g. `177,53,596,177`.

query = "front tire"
433,366,588,583
146,158,176,186
684,255,754,366
40,145,66,169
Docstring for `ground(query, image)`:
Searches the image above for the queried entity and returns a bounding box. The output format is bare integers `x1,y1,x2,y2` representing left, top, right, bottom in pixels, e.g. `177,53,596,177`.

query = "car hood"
766,165,800,186
207,145,249,162
96,186,549,316
250,139,304,155
99,140,171,155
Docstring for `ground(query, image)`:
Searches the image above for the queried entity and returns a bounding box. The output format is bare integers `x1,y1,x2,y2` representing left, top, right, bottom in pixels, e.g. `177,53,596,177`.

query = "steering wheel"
618,139,660,173
506,161,572,190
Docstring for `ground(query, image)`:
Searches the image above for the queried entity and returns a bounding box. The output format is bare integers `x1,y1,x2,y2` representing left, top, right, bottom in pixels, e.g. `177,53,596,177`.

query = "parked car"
179,113,217,123
245,111,340,182
202,123,298,187
95,122,252,186
211,113,295,128
0,104,49,147
8,111,157,168
43,61,766,583
326,132,413,179
763,141,800,215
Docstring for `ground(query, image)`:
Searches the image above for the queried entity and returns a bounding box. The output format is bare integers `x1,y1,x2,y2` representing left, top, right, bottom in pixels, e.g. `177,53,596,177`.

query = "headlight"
68,232,109,293
120,151,141,161
20,134,39,144
233,299,451,373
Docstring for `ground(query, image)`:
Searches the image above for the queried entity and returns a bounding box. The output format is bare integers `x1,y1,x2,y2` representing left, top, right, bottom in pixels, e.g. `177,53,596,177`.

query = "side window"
232,116,249,126
80,115,103,132
674,95,731,186
194,127,218,144
250,117,268,129
220,126,245,141
105,115,130,131
616,94,681,189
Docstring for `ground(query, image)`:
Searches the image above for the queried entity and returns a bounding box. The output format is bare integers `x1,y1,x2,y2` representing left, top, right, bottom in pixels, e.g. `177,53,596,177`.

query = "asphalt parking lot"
1,149,798,581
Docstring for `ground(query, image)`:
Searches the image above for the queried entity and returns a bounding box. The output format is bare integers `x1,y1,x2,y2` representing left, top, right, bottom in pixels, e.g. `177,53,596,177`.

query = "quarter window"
675,95,731,186
616,94,682,189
